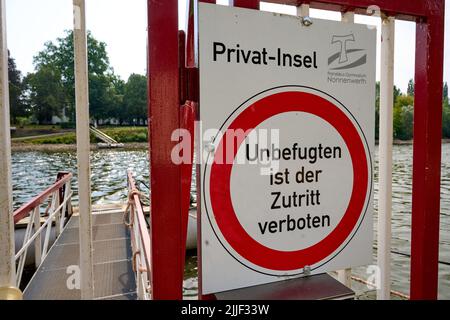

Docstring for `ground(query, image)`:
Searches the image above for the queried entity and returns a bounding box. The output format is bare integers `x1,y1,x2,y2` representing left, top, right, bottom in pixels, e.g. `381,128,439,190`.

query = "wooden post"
73,0,94,300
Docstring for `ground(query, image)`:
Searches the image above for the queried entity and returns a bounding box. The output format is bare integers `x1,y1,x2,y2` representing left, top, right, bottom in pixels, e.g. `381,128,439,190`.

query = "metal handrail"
90,126,120,145
13,172,73,223
12,172,73,287
126,170,151,300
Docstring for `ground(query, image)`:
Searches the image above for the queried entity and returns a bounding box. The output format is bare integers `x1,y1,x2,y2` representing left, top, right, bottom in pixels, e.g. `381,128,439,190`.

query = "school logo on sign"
328,33,367,70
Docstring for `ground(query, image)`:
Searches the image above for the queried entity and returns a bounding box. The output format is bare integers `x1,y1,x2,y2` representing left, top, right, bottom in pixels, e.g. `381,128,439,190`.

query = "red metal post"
410,2,445,300
234,0,260,10
148,0,183,300
186,2,195,69
179,31,187,105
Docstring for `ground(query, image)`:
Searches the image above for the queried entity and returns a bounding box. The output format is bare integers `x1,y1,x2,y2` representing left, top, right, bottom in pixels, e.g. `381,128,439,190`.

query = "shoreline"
385,139,450,145
11,142,149,152
11,139,450,152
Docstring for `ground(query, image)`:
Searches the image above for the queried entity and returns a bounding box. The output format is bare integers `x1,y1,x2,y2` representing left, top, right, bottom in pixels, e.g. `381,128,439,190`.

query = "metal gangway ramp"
23,207,136,300
9,171,150,300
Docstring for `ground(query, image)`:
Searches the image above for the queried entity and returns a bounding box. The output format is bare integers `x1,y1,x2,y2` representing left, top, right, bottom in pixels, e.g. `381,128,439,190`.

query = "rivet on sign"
302,16,313,27
303,265,311,276
205,142,215,153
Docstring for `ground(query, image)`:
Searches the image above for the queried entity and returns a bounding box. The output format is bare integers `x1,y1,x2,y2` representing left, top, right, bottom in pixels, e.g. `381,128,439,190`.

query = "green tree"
33,30,113,121
443,100,450,138
123,74,147,124
393,85,401,102
374,82,403,141
89,74,111,122
109,76,126,124
8,51,28,124
444,82,448,102
407,79,414,96
393,94,414,140
443,82,450,138
24,66,66,124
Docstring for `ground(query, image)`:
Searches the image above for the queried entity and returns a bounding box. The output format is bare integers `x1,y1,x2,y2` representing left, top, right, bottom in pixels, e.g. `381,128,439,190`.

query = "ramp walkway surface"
23,205,136,300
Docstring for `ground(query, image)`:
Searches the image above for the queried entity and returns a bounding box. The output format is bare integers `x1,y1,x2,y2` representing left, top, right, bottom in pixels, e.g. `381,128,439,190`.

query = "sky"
5,0,450,93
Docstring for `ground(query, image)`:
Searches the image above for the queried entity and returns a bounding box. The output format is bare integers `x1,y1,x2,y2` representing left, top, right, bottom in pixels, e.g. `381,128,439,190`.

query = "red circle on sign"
208,90,369,271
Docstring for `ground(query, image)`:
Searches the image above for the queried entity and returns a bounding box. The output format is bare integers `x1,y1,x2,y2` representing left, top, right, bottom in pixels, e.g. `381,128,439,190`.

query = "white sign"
199,3,375,295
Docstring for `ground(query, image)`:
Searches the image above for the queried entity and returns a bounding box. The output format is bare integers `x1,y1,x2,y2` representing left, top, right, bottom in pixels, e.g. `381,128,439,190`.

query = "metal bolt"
205,142,215,153
302,16,313,27
303,265,311,276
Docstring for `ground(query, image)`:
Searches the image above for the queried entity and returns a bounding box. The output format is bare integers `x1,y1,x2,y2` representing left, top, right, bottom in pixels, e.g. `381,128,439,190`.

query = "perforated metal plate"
23,212,136,300
94,260,136,298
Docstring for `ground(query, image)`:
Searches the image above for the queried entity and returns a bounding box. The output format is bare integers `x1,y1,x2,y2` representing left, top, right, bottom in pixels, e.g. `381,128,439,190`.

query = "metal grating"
93,213,124,225
56,227,79,245
39,239,133,271
40,243,80,271
58,223,129,245
94,260,136,298
23,268,81,300
65,216,79,229
66,212,124,229
92,224,130,241
93,239,132,264
23,210,136,300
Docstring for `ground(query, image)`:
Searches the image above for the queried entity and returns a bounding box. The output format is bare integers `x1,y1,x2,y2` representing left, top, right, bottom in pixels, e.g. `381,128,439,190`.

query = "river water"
11,144,450,299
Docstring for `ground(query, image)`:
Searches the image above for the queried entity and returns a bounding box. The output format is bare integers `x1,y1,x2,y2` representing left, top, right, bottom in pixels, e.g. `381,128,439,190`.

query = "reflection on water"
11,144,450,299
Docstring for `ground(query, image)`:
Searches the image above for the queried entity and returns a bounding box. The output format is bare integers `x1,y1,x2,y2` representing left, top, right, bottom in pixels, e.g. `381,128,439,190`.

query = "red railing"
126,170,152,299
13,172,73,287
13,172,73,224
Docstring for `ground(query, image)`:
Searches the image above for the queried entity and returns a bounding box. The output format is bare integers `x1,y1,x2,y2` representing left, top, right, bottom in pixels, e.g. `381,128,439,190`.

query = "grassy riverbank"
12,126,148,145
11,142,148,152
10,125,450,151
11,125,73,139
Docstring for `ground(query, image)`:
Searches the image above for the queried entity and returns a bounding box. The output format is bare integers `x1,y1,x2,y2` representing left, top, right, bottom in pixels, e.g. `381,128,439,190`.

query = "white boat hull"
186,209,197,250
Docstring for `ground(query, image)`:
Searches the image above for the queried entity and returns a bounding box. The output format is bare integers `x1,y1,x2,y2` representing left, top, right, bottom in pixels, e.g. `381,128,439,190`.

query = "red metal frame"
147,0,445,300
234,0,260,9
148,0,183,300
410,9,445,300
13,172,72,224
